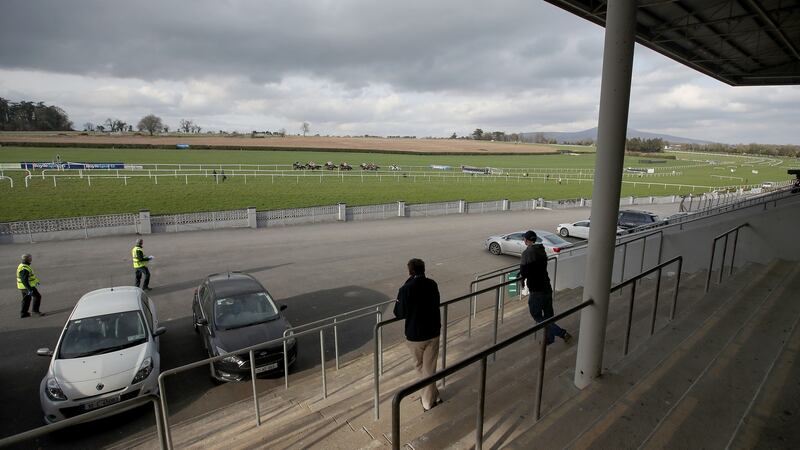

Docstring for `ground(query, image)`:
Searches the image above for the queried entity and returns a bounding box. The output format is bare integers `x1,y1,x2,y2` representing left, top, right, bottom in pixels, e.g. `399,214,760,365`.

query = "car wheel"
489,242,502,255
559,228,569,237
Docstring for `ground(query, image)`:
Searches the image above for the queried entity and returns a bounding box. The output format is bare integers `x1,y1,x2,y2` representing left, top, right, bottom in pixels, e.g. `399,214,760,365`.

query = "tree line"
676,142,800,158
0,97,73,131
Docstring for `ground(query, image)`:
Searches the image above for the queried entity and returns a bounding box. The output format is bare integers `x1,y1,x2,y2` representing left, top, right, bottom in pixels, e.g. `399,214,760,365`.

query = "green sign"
507,271,520,295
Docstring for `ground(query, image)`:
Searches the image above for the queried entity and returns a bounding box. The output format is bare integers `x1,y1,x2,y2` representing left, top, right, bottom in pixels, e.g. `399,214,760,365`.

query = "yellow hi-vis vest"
16,263,39,290
132,246,147,269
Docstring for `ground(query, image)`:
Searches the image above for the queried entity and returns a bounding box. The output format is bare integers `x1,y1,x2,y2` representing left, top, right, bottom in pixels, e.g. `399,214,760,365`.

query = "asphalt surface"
0,203,681,448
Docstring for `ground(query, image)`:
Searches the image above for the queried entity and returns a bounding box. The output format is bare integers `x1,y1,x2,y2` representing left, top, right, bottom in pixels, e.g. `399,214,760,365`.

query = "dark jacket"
520,243,551,293
393,275,441,342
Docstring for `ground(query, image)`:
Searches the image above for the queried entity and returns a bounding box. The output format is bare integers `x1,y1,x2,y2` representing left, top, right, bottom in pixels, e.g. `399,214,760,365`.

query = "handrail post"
441,304,449,387
320,330,327,399
730,228,740,276
498,274,505,324
476,357,488,450
334,318,340,370
718,234,729,285
468,282,476,338
705,238,717,293
641,236,647,274
552,258,558,295
620,242,629,284
249,350,261,426
649,267,662,336
157,376,173,450
670,258,683,321
534,328,547,420
377,310,384,375
153,397,166,449
283,333,290,389
492,287,500,361
374,323,381,420
623,282,637,356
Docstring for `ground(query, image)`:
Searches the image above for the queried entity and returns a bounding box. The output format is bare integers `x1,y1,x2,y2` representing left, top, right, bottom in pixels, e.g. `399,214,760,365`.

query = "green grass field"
0,147,793,221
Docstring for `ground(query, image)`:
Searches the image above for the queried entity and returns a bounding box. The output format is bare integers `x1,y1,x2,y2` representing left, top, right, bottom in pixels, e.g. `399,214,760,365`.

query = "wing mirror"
37,348,53,357
279,304,288,311
152,327,167,337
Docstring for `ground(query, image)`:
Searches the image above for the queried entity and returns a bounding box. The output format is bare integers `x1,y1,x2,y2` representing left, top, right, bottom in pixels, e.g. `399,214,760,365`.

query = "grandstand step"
502,261,782,449
639,261,800,449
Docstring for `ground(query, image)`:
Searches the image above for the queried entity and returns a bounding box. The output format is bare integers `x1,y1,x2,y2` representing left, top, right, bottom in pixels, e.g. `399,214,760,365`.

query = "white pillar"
337,203,347,221
458,199,466,214
501,199,510,211
138,209,152,234
575,0,636,389
397,201,406,217
247,206,257,229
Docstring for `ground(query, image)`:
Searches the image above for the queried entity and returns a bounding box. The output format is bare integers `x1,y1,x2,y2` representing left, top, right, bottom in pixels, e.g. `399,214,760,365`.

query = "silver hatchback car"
485,230,574,256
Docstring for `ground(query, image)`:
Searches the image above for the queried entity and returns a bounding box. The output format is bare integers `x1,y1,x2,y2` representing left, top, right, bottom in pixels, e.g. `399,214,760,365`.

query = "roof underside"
545,0,800,86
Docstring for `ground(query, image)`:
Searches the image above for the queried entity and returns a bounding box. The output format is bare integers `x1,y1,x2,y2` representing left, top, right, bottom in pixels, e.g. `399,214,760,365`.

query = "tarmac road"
0,203,681,448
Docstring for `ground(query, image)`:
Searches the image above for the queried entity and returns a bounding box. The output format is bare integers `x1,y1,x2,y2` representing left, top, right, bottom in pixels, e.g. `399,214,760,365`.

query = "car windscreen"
58,311,148,359
214,291,279,330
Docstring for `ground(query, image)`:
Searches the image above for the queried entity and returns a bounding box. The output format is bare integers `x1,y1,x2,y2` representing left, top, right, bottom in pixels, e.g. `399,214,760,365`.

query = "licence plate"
83,395,121,411
255,362,279,374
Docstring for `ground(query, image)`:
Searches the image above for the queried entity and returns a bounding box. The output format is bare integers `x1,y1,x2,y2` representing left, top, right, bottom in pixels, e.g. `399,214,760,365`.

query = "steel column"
249,350,261,426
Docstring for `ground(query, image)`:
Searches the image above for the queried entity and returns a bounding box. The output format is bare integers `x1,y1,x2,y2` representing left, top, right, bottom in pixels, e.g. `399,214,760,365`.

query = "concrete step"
639,261,800,449
396,272,706,449
501,261,776,449
728,279,800,449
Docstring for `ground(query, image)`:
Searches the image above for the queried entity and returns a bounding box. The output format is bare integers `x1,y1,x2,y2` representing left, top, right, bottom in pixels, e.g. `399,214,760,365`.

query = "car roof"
207,272,265,298
71,287,143,320
620,209,657,215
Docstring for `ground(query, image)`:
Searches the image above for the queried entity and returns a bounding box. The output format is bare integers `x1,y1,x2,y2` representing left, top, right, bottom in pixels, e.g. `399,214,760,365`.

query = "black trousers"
20,287,42,316
135,267,151,289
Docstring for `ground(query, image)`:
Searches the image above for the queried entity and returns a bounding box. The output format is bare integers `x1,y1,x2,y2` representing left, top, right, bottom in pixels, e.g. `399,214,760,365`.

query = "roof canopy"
545,0,800,86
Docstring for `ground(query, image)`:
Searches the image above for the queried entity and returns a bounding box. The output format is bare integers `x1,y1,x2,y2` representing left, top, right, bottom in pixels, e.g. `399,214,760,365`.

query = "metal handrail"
467,256,558,337
373,275,525,420
281,299,396,386
157,307,381,449
390,299,594,450
610,256,683,355
614,230,664,284
0,394,164,449
705,223,749,292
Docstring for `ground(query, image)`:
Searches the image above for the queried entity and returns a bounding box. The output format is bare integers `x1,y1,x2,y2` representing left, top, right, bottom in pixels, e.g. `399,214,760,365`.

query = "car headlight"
216,346,246,367
131,357,153,384
46,377,67,401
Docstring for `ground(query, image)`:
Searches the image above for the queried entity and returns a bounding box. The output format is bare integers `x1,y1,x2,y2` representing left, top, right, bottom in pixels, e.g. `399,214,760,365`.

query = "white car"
556,220,625,239
37,287,165,424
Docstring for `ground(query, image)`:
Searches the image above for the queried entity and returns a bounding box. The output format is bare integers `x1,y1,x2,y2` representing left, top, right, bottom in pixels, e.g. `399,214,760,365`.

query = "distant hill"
520,127,714,145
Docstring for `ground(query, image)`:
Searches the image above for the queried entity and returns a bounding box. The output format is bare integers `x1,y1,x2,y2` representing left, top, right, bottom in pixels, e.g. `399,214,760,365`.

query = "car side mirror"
280,304,288,311
152,327,167,337
37,348,53,357
197,318,208,326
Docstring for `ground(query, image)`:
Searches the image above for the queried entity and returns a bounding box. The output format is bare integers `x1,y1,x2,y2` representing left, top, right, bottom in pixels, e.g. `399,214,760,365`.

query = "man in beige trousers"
393,258,443,411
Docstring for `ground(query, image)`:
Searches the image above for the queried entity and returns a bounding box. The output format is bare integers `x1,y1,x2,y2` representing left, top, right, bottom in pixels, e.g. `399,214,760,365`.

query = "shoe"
562,332,573,344
143,287,153,291
33,311,46,317
20,312,30,318
424,398,444,412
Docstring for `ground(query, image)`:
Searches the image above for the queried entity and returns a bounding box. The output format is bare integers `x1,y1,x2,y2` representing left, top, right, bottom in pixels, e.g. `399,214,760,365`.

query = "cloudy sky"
1,0,798,144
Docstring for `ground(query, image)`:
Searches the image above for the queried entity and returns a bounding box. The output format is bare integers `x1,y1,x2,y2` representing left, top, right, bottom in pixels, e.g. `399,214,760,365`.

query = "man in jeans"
394,258,443,411
520,230,572,345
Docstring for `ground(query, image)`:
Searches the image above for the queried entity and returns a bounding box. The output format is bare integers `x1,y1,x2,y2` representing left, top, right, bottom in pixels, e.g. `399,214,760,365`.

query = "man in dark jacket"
393,258,443,411
519,230,571,345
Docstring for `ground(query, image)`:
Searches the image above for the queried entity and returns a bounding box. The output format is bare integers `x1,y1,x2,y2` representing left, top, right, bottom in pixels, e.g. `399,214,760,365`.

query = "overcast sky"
1,0,798,144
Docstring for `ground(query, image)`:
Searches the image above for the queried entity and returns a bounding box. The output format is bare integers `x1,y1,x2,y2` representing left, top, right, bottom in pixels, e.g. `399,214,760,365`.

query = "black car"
617,209,661,230
192,272,297,382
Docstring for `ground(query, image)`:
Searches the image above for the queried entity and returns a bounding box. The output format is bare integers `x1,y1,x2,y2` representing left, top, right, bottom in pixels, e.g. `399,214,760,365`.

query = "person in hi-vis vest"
132,239,154,291
17,253,45,318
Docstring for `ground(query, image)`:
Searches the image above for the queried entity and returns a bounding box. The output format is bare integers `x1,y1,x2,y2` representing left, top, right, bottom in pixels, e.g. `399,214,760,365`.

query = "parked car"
485,229,574,256
38,287,165,424
617,209,661,230
192,272,297,382
556,220,626,239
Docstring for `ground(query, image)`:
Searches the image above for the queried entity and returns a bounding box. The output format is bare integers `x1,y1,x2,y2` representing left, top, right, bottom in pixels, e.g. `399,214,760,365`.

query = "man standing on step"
132,238,153,291
17,253,45,318
520,230,572,345
394,258,443,411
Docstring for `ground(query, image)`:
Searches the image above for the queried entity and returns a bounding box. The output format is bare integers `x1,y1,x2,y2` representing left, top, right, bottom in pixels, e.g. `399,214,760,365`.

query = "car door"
198,284,215,352
503,232,526,255
141,296,158,350
573,221,590,239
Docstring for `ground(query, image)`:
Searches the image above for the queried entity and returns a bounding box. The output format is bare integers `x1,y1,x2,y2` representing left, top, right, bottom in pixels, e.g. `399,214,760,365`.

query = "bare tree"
83,122,95,132
137,114,164,136
278,128,287,137
179,119,194,133
301,121,310,136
